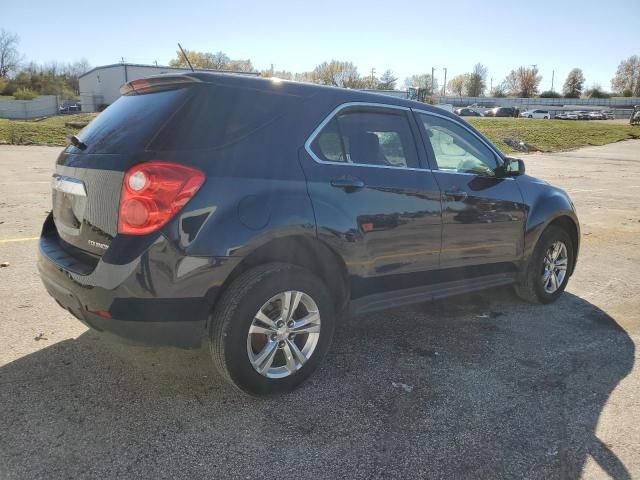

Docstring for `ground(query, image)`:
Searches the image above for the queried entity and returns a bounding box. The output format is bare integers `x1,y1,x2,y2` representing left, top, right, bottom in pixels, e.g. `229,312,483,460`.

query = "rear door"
300,104,442,298
413,110,526,275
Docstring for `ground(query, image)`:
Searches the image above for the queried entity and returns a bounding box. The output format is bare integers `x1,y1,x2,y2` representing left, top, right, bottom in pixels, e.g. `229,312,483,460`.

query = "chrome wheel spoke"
253,341,278,374
249,323,275,335
280,291,292,322
285,339,306,370
254,310,276,329
291,312,321,334
282,340,303,373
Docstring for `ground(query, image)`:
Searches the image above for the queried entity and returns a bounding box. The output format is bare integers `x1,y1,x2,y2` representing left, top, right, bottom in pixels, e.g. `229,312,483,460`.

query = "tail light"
118,162,205,235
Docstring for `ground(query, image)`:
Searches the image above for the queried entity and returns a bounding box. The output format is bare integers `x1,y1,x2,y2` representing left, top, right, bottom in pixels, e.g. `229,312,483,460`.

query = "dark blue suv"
38,73,579,395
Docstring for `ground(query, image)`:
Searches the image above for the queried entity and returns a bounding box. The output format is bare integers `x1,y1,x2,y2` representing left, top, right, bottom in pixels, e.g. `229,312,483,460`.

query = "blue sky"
3,0,638,91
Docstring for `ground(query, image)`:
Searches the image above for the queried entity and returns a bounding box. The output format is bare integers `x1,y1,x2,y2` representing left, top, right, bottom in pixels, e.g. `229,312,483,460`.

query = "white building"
78,63,259,113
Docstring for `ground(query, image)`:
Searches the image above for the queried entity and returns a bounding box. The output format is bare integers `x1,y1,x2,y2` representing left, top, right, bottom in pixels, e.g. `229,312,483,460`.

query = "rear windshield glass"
73,87,190,154
149,84,301,151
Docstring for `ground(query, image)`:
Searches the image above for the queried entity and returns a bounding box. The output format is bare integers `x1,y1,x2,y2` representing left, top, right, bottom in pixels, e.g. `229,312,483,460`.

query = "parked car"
575,111,591,120
38,73,580,395
565,112,579,120
520,109,551,119
554,112,568,120
455,108,483,117
59,104,81,114
588,111,605,120
602,111,615,120
485,107,517,117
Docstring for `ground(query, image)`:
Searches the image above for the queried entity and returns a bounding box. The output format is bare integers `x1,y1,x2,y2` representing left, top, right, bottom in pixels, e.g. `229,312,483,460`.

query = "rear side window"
75,88,190,154
150,84,301,151
310,108,419,169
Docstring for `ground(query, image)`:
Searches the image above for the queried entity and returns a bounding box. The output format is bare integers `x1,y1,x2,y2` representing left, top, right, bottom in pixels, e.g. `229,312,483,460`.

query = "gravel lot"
1,141,639,479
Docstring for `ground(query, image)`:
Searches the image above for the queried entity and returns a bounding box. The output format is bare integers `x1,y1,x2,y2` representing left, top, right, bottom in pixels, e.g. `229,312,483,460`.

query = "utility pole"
431,66,435,95
551,69,555,91
490,78,493,93
370,67,376,88
442,67,447,96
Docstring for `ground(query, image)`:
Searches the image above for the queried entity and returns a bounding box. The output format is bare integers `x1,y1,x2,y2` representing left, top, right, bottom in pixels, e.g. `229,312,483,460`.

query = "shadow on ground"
0,291,634,479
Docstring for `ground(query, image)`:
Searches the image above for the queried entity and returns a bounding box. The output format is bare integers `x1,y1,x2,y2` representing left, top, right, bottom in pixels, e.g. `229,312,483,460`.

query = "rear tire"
209,263,335,396
515,226,574,304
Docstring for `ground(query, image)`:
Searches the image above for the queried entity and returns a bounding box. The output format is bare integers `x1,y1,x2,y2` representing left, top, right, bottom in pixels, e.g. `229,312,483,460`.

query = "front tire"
515,226,574,304
209,263,335,395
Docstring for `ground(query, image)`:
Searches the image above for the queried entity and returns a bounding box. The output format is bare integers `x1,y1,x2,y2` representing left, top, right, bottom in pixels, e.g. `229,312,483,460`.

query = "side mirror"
503,157,525,177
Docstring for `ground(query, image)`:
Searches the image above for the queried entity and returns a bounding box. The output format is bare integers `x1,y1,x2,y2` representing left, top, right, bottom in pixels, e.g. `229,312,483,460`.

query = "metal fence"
431,95,640,108
0,96,59,119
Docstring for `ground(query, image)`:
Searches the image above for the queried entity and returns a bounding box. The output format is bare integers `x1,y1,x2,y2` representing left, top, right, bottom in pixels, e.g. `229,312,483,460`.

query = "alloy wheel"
247,291,321,379
542,241,568,294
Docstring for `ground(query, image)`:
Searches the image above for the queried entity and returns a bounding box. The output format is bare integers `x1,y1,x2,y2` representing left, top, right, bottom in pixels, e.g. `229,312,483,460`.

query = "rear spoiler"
120,74,202,95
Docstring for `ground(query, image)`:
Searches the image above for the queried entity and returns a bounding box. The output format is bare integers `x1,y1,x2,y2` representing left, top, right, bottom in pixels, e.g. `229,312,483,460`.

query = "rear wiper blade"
67,135,87,151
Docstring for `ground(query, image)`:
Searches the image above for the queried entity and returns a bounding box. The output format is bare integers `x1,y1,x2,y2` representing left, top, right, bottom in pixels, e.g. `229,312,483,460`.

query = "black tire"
515,225,574,304
209,263,335,396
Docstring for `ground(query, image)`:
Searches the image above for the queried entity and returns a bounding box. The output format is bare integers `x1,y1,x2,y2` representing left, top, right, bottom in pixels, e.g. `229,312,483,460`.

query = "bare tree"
611,55,640,96
562,68,585,98
404,73,438,95
311,60,361,88
0,29,21,77
503,66,541,97
209,51,231,70
447,74,469,96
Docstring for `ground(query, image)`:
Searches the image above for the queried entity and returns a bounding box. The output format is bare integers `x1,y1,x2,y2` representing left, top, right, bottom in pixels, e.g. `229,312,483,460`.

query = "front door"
300,104,442,299
414,111,526,276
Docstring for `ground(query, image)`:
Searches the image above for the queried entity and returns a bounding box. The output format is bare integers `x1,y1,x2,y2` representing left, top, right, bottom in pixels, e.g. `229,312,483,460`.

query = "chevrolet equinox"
38,73,580,395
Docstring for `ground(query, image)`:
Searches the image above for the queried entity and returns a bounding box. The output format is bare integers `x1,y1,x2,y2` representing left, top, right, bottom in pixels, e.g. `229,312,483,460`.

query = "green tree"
562,68,585,98
611,55,640,96
464,63,487,96
378,69,397,90
584,84,610,99
539,90,562,98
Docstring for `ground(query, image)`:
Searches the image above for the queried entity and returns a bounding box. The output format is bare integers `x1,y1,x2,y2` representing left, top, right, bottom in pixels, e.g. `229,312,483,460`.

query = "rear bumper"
38,217,241,348
40,274,205,347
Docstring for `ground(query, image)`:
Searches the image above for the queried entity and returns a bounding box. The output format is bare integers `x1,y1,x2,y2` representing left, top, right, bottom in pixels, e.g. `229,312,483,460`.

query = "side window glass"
311,118,347,162
310,109,419,169
418,113,498,176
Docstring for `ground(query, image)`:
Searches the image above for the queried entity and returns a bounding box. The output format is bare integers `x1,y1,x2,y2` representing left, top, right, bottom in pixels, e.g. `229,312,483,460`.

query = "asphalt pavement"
1,141,639,479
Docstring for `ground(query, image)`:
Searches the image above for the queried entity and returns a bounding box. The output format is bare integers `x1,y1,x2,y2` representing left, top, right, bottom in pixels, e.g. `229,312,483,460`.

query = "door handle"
331,176,365,192
443,188,468,201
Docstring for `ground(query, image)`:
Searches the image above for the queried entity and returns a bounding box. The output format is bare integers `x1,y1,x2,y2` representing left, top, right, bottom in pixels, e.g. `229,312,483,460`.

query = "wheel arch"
525,211,580,276
208,235,350,324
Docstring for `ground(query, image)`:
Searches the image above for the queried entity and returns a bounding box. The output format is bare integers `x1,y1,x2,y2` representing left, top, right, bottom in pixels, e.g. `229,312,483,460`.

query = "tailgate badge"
88,239,109,250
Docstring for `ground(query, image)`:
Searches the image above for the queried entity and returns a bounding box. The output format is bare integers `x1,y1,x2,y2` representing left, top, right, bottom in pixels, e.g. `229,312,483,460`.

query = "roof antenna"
177,43,195,72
